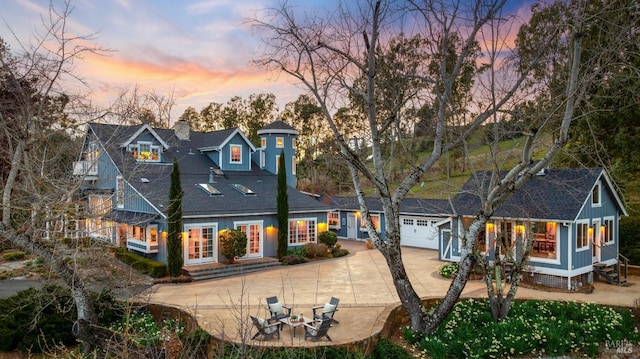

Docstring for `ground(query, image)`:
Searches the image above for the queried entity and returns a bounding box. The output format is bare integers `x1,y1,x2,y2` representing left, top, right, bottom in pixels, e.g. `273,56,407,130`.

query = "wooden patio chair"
312,296,340,324
303,319,332,342
250,316,281,340
265,296,291,329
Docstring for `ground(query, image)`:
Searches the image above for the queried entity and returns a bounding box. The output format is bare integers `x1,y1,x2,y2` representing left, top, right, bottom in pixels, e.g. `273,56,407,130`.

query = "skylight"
231,183,256,196
197,183,222,196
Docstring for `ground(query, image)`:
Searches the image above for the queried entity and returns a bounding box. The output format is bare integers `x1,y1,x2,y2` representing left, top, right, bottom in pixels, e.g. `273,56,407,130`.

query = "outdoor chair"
265,296,291,329
250,315,281,340
303,319,332,342
312,296,340,324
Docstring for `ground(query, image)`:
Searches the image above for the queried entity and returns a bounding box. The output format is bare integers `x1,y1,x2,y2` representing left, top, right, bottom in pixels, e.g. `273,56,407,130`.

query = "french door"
236,221,263,258
184,224,217,265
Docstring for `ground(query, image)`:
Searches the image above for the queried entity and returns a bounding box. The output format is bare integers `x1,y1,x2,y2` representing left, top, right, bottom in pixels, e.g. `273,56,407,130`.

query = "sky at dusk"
1,0,534,123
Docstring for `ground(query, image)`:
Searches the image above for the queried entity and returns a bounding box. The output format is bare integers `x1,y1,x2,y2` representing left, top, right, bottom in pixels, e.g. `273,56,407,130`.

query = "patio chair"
312,296,340,324
265,296,291,329
250,316,281,340
303,319,332,342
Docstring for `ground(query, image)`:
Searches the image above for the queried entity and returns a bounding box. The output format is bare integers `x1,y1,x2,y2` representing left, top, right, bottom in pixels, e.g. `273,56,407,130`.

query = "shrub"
318,231,338,248
437,263,459,278
365,238,375,249
281,254,307,265
219,229,247,263
2,251,26,261
370,337,414,359
304,243,329,258
287,246,306,257
114,247,168,278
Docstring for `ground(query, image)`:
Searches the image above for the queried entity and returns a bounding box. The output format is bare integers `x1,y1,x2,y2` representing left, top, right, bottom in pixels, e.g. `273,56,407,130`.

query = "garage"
400,216,439,249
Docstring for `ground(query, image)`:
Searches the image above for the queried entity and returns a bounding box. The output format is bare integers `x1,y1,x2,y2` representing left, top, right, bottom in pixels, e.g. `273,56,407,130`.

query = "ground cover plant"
405,298,639,358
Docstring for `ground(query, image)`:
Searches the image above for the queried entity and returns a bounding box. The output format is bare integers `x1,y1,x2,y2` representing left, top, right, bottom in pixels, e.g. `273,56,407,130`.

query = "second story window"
261,137,266,148
128,142,161,162
230,145,242,163
276,137,284,148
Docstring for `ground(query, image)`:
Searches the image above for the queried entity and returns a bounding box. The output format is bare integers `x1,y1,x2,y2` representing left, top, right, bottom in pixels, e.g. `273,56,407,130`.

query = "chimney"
173,120,190,141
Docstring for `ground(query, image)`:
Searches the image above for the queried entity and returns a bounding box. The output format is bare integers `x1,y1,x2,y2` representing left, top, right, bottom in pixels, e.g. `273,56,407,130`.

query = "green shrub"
304,243,329,258
281,254,307,265
318,231,338,248
437,263,459,278
331,243,349,258
219,229,247,263
370,337,413,359
114,247,168,278
2,251,26,261
287,246,306,257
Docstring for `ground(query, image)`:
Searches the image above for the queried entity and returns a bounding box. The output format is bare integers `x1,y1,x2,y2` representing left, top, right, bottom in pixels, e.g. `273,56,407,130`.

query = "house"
328,167,628,290
447,167,629,289
327,196,452,250
72,120,331,266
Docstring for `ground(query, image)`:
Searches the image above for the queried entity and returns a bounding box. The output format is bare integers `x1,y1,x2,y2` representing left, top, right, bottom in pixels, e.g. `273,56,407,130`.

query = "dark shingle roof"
452,168,605,221
88,123,328,217
328,196,452,216
257,120,298,135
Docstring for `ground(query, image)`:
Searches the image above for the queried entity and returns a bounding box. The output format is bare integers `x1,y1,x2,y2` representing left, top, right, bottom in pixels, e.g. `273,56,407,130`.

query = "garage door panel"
400,216,439,249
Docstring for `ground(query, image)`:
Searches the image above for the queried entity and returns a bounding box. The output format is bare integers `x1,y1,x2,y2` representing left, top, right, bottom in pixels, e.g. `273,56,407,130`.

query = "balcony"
73,161,98,180
127,238,159,254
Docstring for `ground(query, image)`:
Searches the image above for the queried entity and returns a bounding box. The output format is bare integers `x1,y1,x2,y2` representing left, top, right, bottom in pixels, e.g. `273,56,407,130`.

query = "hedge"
114,247,167,278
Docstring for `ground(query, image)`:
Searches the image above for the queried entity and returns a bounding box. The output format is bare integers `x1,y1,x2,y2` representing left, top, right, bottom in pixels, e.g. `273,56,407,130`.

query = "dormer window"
276,137,284,148
128,141,161,162
230,145,242,164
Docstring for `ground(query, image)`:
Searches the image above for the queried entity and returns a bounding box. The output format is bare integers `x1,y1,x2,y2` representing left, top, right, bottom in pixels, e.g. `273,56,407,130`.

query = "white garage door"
400,216,439,249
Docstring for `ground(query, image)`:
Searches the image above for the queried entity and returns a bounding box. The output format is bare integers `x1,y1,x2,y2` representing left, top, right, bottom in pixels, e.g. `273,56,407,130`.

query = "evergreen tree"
167,158,184,277
277,150,289,259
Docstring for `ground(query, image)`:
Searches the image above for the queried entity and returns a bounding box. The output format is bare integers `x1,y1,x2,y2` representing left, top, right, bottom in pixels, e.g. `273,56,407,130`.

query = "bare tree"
252,0,609,335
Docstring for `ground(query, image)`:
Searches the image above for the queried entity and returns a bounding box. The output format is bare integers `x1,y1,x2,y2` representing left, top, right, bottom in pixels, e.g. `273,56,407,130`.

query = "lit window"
128,142,161,162
261,138,266,148
116,176,124,208
292,138,296,149
230,145,242,163
260,151,265,168
291,156,296,175
328,212,339,228
360,213,381,232
576,222,589,249
276,137,284,148
289,219,316,244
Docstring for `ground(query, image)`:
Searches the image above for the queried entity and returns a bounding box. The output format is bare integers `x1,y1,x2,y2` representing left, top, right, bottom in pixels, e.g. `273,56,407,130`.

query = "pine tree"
167,158,184,277
277,150,289,259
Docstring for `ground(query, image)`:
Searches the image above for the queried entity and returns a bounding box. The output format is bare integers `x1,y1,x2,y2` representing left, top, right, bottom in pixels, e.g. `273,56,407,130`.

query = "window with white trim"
603,218,614,244
128,141,161,162
289,218,316,245
291,156,296,175
360,213,381,232
260,151,265,168
276,137,284,148
328,212,340,228
592,182,601,207
230,145,242,163
261,137,266,148
576,221,589,250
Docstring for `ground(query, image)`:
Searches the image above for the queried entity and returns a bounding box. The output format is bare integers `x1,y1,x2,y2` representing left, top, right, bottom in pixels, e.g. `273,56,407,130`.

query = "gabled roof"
328,196,453,216
196,127,257,153
257,120,299,136
452,167,627,221
87,122,328,218
120,123,170,149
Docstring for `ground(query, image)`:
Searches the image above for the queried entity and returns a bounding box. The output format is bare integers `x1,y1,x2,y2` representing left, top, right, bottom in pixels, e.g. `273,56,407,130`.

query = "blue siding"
261,134,296,187
220,134,252,171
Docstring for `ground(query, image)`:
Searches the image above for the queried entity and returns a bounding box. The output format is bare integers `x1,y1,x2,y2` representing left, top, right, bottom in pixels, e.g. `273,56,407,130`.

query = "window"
360,213,381,232
116,176,124,208
230,145,242,163
576,222,589,250
289,218,316,245
328,212,340,228
197,183,222,196
128,141,161,162
89,195,111,216
592,183,601,207
603,218,614,244
531,221,557,259
276,137,284,148
231,183,255,196
292,138,296,149
261,137,266,148
260,151,265,168
276,155,281,173
128,225,147,242
291,156,296,175
403,218,414,225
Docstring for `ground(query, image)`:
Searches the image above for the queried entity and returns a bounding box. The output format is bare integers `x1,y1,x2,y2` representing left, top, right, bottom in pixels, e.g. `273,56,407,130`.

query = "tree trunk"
2,140,24,227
